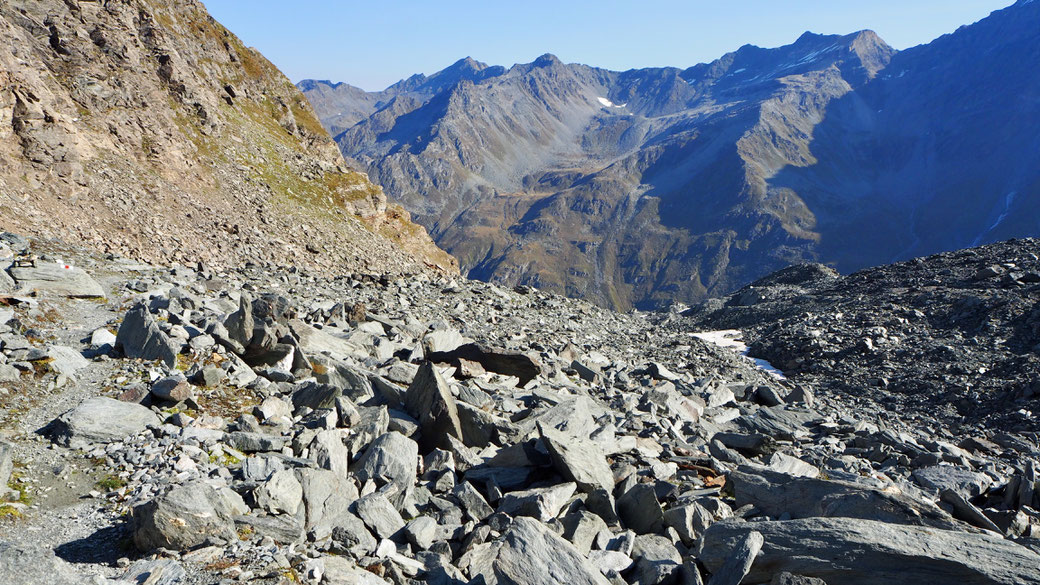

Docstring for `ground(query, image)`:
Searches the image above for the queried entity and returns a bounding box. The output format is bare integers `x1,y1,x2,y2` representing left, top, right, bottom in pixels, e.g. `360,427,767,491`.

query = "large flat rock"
49,397,160,448
699,517,1040,585
9,263,105,298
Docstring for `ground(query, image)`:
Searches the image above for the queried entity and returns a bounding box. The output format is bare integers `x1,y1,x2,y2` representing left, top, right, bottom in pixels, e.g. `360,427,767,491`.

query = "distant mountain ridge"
301,0,1039,309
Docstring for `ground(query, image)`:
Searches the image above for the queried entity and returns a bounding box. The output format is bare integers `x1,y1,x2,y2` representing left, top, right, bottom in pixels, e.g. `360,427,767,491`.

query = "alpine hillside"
302,0,1039,310
1,0,456,274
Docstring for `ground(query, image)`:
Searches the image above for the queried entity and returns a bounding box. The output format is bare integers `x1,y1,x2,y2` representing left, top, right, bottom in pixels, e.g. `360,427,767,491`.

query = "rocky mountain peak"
452,56,487,72
533,52,564,68
846,29,896,78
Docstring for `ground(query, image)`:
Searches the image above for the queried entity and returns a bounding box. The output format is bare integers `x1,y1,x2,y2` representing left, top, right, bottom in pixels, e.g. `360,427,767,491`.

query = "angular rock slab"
427,342,543,386
912,465,992,498
354,492,405,540
728,466,963,530
699,517,1040,585
540,424,615,494
49,397,159,448
404,361,464,452
119,559,187,585
617,483,665,534
354,431,418,489
255,469,303,515
116,304,179,367
0,268,14,294
9,263,105,298
132,481,243,551
476,516,612,585
45,345,90,378
496,482,576,522
322,556,392,584
0,440,13,487
298,468,359,540
706,531,762,585
0,541,92,585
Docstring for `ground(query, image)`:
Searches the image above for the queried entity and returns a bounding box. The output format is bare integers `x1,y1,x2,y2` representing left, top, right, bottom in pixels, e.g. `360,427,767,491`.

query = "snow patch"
596,97,627,108
971,191,1017,246
691,330,786,379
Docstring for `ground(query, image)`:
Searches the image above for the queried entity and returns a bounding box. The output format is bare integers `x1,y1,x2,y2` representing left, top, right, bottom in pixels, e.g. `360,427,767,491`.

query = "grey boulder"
728,466,963,530
298,468,359,540
404,362,464,452
116,304,179,368
132,481,244,551
354,492,405,539
119,559,187,585
496,482,576,522
9,263,105,298
698,517,1040,585
254,469,303,515
308,429,350,478
45,345,90,378
705,530,763,585
49,397,159,448
617,483,665,534
472,516,611,585
912,465,992,498
353,431,418,489
322,556,392,584
0,541,92,585
540,424,615,494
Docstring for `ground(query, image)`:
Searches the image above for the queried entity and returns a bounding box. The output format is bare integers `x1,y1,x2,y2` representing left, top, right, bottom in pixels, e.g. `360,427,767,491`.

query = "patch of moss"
279,568,302,584
96,474,126,491
209,453,241,467
8,470,31,505
175,353,192,371
237,525,255,541
32,357,55,377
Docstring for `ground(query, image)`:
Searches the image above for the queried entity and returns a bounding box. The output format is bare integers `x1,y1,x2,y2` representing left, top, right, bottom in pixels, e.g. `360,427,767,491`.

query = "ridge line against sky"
203,0,1015,91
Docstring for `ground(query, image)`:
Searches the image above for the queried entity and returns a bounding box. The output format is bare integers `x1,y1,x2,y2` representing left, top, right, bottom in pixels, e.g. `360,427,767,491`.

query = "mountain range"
301,0,1040,309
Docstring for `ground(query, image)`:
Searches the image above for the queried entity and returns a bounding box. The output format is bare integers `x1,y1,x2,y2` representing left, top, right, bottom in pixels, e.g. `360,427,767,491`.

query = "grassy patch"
209,453,241,467
32,357,55,378
96,474,126,491
176,353,193,371
205,559,240,572
279,568,302,584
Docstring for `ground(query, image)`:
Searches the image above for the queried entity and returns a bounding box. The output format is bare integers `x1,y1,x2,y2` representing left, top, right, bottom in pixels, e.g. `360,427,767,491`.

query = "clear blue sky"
203,0,1015,91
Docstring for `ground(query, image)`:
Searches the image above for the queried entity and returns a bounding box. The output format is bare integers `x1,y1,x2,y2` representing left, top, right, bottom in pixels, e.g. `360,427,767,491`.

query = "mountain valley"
302,0,1040,310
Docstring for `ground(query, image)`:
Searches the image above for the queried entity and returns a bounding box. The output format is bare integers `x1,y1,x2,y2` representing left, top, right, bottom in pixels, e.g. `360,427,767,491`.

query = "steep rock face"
774,0,1040,270
304,1,1038,309
0,0,455,274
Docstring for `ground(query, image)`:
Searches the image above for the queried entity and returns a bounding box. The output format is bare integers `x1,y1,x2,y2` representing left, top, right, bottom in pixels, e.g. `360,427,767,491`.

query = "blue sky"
203,0,1015,91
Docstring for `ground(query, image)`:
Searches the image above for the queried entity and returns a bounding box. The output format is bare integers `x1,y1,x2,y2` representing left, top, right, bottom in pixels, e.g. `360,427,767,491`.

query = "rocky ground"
1,232,1039,585
680,238,1040,436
